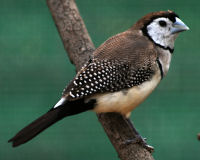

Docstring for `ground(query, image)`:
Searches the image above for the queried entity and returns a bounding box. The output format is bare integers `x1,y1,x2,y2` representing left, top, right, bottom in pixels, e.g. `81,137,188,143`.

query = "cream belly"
91,70,161,116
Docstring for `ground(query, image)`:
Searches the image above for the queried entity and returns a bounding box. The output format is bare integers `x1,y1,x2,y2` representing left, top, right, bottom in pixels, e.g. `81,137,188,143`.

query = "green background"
0,0,199,159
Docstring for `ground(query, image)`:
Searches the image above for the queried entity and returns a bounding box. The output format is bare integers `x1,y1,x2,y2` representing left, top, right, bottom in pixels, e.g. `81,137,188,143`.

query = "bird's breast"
90,70,161,116
157,47,172,76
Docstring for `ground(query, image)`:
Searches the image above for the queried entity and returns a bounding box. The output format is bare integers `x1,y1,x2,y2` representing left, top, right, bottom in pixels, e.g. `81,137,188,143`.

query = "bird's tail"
8,99,95,147
8,107,66,147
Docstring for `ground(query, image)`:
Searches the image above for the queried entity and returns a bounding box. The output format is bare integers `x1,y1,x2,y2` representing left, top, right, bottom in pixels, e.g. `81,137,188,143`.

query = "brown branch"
197,133,200,141
46,0,154,159
47,0,95,71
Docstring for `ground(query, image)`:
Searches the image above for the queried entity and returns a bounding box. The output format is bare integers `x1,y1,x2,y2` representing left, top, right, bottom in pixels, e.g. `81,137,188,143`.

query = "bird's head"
133,10,189,51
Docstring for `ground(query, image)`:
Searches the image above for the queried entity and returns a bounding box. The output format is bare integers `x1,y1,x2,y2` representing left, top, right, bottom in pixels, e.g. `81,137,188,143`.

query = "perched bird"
9,10,189,147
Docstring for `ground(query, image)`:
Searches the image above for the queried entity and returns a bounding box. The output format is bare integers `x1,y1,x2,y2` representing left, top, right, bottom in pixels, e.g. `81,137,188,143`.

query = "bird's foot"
124,135,154,153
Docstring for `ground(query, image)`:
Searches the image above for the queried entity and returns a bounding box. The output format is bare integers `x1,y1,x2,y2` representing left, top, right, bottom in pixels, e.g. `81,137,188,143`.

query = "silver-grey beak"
171,17,189,34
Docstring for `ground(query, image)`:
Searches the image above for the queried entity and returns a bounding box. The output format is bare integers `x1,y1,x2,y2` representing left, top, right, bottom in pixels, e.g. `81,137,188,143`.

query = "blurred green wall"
0,0,199,159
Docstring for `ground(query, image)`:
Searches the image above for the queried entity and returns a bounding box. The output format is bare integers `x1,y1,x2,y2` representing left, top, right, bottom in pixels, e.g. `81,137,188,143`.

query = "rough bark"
47,0,95,71
46,0,154,159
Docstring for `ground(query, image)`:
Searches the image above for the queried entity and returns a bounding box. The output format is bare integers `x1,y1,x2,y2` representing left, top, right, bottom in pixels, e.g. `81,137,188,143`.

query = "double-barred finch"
9,10,189,147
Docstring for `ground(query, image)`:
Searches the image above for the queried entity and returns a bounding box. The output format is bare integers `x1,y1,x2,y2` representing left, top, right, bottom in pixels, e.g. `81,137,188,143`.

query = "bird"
9,10,189,147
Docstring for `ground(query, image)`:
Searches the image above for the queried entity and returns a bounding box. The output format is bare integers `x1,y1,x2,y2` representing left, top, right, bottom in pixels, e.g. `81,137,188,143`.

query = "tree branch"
46,0,154,159
47,0,95,71
197,133,200,141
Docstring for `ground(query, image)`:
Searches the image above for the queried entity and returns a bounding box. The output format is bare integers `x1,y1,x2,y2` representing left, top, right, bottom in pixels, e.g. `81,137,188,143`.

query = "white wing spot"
69,91,75,98
86,85,90,88
73,81,78,86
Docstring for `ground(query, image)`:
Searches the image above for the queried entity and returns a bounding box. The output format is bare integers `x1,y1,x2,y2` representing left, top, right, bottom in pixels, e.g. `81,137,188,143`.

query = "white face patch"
147,17,177,49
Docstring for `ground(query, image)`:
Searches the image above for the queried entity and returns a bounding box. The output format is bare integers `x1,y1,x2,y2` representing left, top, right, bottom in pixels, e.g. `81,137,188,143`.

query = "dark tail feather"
8,98,96,147
8,108,65,147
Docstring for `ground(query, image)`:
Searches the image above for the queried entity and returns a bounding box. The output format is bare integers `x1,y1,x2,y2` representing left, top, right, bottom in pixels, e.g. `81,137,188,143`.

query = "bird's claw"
124,135,154,153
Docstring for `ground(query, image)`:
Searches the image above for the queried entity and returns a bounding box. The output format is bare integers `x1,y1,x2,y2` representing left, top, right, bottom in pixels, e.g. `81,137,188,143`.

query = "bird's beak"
171,17,189,34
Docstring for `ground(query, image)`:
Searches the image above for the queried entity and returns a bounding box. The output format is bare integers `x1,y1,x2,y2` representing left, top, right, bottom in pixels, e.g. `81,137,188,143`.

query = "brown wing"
93,30,157,68
63,30,157,101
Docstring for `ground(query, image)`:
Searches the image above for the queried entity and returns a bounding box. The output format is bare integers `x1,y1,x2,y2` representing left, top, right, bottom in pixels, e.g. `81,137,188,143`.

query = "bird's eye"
159,20,167,27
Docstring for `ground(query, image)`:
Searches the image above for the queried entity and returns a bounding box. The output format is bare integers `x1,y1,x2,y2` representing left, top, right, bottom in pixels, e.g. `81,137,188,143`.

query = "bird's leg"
124,118,154,153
